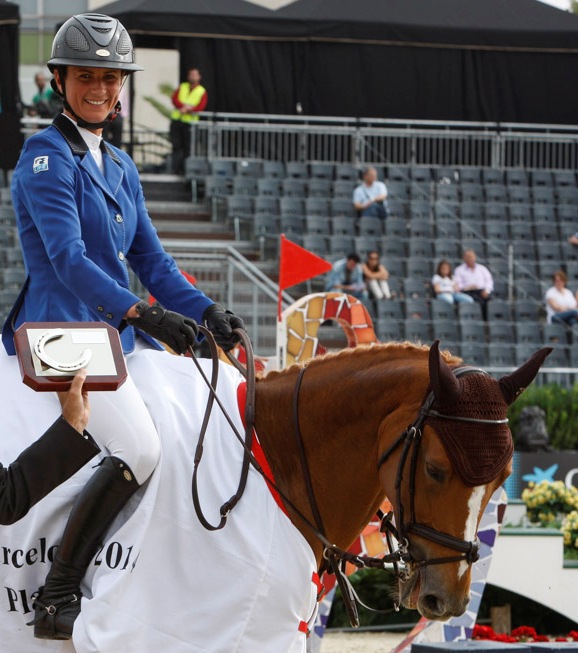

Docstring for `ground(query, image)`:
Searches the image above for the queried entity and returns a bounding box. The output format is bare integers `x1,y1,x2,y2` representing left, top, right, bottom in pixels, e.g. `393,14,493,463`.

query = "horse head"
384,340,551,621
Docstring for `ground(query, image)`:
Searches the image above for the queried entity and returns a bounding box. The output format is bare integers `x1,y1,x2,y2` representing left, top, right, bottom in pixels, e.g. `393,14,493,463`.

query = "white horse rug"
0,348,318,653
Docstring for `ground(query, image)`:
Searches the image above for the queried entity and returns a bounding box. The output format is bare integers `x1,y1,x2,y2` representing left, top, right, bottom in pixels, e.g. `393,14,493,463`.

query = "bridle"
375,366,508,572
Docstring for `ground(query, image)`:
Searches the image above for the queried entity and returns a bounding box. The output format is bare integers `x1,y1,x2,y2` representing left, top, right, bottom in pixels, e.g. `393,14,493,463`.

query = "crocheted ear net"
427,372,513,487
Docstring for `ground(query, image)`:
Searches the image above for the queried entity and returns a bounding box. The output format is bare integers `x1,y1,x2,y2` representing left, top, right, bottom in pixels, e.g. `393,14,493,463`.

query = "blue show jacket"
2,115,213,355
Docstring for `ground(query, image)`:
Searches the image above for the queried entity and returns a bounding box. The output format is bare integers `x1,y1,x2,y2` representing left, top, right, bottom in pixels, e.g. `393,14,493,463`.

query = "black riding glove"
202,304,245,352
127,302,198,355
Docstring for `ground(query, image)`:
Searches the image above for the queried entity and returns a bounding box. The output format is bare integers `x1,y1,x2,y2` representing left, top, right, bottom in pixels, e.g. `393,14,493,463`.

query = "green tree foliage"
507,383,578,451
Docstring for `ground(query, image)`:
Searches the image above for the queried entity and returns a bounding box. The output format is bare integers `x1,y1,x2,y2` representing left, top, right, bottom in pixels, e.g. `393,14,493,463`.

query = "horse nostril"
422,593,442,616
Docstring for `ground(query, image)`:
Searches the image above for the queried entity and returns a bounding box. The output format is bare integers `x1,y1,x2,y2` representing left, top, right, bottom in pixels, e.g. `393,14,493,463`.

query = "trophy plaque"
14,322,127,391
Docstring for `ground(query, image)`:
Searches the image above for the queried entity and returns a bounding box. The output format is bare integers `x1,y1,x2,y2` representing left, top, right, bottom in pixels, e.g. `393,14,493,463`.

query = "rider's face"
56,66,123,132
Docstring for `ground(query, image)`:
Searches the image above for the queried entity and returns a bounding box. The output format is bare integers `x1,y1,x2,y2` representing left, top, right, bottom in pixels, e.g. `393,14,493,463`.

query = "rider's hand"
58,368,90,434
127,301,199,354
202,304,245,352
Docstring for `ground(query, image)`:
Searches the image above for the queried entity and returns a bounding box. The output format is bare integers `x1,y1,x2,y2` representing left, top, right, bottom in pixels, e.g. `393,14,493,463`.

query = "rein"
190,326,256,531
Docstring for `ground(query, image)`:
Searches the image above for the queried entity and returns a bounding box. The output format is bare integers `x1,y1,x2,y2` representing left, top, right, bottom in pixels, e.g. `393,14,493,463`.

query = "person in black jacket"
0,368,98,525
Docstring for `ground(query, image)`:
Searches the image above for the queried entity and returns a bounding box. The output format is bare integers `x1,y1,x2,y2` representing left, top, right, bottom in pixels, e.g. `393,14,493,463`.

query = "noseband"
376,366,509,571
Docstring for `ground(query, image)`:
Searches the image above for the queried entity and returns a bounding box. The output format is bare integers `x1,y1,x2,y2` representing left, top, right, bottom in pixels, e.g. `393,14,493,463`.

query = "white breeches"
86,363,161,485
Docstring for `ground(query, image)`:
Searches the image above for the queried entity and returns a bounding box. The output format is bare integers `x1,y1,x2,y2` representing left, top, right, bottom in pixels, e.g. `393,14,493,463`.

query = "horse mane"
260,341,463,381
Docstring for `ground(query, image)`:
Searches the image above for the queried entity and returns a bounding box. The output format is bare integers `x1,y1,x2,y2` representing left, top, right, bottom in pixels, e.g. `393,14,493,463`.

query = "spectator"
30,72,62,118
169,67,208,174
545,269,578,327
326,252,368,303
362,250,392,302
353,166,388,220
453,248,494,320
568,232,578,246
432,259,475,305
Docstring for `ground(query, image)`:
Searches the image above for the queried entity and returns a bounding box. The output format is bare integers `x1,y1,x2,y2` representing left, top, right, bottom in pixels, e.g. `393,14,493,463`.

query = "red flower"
535,635,550,642
512,626,537,640
568,631,578,641
494,634,518,643
473,625,496,640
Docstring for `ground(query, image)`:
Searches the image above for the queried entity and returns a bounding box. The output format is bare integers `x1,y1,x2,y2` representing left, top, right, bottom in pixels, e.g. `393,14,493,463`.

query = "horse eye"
426,463,445,483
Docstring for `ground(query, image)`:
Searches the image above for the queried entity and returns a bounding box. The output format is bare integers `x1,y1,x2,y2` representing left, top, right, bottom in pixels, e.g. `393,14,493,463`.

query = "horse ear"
499,347,552,405
429,339,461,403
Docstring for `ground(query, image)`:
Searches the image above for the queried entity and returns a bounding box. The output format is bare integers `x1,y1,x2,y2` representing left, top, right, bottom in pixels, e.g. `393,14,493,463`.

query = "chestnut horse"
0,339,550,653
251,340,550,622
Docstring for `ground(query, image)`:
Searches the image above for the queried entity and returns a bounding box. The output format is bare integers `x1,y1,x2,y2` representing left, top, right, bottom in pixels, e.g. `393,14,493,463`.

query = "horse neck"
254,348,429,563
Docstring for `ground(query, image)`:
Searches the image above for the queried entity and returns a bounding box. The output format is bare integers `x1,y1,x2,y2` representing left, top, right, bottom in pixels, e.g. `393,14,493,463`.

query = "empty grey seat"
403,278,430,299
385,217,408,238
460,183,484,203
459,320,485,343
304,197,330,217
405,298,431,320
236,160,263,178
309,162,334,180
488,344,516,367
302,234,329,257
254,196,279,216
404,319,432,343
285,161,309,179
330,198,355,217
458,302,483,321
484,185,507,203
530,170,553,187
282,178,307,197
333,179,355,199
505,169,529,186
552,170,576,187
486,299,512,322
409,200,430,221
381,236,408,259
332,215,356,236
431,299,456,321
377,317,404,342
210,159,236,177
458,168,482,184
335,163,359,181
306,215,331,235
257,177,282,197
280,197,305,217
358,216,383,237
262,160,286,178
354,235,381,258
488,320,515,343
233,176,258,196
307,178,333,197
481,169,504,185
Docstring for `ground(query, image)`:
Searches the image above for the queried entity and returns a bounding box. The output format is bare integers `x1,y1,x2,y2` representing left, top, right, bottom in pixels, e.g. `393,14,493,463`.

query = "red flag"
279,235,332,290
278,234,332,319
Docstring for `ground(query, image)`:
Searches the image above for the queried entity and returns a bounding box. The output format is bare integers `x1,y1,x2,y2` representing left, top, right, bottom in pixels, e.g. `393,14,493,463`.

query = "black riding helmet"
48,13,143,130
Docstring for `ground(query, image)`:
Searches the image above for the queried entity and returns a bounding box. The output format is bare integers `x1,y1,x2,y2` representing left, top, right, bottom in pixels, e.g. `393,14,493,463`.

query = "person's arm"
191,89,208,113
0,370,99,525
363,264,388,281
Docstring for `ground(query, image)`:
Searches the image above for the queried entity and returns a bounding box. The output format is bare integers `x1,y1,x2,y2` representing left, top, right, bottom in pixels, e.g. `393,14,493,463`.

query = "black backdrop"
98,0,578,124
0,0,22,169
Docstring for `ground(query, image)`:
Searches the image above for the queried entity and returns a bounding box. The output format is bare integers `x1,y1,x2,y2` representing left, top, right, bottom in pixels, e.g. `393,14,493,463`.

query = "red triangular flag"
279,235,333,291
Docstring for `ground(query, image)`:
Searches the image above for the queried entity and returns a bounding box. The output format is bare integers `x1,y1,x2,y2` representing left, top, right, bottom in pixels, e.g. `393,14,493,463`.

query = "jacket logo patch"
33,156,49,173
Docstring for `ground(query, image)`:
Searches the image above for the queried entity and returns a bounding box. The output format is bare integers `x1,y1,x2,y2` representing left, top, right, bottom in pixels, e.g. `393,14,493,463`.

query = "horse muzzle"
399,566,470,620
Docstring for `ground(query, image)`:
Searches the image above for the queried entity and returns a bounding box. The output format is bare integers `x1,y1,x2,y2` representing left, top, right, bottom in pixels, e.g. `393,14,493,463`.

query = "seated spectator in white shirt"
353,166,387,220
545,269,578,327
453,249,494,320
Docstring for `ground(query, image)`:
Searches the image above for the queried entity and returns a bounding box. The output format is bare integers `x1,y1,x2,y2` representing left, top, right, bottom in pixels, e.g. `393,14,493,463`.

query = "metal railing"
20,113,578,171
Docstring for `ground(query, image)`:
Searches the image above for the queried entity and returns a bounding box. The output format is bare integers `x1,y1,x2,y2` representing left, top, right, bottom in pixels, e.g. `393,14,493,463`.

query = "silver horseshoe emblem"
34,329,92,373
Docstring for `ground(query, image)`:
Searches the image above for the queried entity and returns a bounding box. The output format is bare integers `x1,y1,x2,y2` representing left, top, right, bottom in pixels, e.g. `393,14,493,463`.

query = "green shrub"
507,383,578,451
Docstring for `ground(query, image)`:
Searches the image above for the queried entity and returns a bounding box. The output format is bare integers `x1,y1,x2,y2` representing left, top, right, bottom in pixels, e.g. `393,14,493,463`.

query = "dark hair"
346,252,361,263
436,259,452,276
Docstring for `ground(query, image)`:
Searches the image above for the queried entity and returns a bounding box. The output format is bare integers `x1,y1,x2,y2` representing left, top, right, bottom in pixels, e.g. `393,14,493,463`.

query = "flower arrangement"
473,624,578,643
562,509,578,558
521,480,578,527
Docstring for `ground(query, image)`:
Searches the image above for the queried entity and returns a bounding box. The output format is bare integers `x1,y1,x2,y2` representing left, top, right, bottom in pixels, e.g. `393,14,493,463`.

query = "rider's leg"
31,375,161,640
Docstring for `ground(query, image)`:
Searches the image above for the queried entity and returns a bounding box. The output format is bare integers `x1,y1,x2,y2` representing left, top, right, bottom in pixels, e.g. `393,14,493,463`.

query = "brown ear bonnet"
426,341,551,486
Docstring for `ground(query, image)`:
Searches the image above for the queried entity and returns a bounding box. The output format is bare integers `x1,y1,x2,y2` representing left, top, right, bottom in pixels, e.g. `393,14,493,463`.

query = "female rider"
2,13,244,640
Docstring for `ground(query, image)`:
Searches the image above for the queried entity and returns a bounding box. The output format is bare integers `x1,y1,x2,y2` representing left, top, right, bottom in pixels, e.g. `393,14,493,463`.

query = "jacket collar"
52,113,121,164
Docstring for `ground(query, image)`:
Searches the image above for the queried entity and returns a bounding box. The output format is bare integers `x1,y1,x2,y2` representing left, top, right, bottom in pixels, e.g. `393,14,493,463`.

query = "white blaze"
458,485,486,578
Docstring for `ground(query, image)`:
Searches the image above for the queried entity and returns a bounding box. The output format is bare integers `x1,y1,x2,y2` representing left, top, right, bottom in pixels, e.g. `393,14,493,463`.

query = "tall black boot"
29,456,140,640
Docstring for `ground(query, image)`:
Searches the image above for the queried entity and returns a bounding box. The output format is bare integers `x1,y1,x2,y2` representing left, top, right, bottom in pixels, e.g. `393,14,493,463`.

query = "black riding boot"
30,456,140,640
